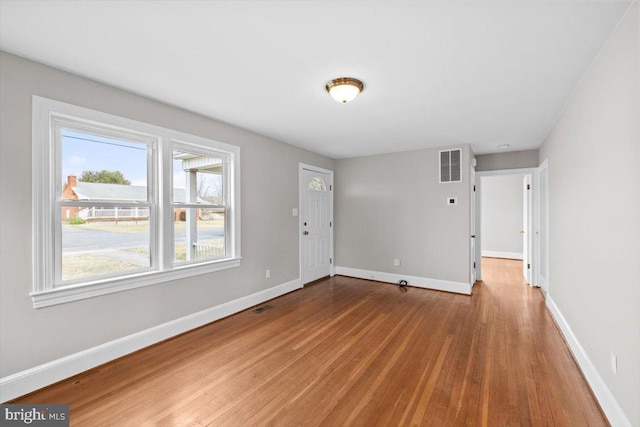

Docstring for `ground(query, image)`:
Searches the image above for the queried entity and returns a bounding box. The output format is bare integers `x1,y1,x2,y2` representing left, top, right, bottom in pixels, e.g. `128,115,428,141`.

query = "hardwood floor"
14,258,607,426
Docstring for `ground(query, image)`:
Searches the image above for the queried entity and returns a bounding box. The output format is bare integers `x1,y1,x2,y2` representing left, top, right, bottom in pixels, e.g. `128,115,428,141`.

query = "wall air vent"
439,149,462,183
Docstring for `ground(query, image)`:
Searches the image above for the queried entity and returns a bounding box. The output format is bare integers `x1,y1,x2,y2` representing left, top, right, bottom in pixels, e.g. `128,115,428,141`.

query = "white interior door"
301,168,331,284
522,175,532,284
470,167,477,285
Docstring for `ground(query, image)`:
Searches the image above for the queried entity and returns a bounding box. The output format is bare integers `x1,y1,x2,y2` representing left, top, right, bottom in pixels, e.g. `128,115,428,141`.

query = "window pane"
174,207,225,263
61,129,148,201
61,207,150,282
309,177,326,192
173,150,223,204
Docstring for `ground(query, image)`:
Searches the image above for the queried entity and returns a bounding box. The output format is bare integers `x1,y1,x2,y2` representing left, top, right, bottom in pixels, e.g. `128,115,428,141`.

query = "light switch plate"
611,352,617,374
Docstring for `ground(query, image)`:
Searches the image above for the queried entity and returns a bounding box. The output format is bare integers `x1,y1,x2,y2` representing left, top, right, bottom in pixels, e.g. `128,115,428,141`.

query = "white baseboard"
545,296,631,427
0,278,302,403
335,266,471,295
481,250,523,260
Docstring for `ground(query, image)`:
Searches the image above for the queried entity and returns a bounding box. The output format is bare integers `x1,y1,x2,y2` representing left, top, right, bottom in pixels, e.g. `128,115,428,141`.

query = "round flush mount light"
498,144,511,149
326,77,364,103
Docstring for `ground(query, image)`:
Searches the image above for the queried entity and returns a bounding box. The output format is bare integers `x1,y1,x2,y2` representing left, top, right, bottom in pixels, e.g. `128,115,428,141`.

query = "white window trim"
32,96,241,308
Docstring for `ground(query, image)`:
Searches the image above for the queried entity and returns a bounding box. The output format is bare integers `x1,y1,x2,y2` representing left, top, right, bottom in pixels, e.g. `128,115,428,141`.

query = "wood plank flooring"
13,258,608,426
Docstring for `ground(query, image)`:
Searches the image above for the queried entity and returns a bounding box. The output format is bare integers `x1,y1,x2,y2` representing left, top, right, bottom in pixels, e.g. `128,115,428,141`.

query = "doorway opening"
475,168,536,287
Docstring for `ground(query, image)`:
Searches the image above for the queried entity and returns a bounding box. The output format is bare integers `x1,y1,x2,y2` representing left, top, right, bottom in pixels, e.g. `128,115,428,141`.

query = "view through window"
32,96,241,307
60,129,152,282
172,149,227,263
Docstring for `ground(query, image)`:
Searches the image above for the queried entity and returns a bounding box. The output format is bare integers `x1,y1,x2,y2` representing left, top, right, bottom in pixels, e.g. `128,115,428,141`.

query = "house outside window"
32,96,241,308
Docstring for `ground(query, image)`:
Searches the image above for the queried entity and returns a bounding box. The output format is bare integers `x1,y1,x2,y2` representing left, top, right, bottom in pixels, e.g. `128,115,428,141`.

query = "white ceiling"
0,1,631,158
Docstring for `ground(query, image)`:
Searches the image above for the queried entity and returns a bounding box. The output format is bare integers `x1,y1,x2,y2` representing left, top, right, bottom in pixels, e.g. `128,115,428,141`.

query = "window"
32,96,241,308
308,177,326,192
59,127,153,284
171,147,227,263
439,148,462,183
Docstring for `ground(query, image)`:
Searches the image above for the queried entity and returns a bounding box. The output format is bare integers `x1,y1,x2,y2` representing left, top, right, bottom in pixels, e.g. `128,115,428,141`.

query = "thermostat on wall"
447,197,458,205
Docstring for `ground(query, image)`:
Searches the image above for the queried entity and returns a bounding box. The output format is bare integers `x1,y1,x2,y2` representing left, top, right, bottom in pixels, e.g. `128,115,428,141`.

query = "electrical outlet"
393,259,401,267
292,208,298,217
611,352,617,374
266,269,271,279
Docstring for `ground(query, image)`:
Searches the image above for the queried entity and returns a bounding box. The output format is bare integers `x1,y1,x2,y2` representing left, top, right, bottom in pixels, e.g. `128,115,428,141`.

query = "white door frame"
535,159,549,293
522,174,533,284
475,167,538,286
470,167,477,286
299,163,334,284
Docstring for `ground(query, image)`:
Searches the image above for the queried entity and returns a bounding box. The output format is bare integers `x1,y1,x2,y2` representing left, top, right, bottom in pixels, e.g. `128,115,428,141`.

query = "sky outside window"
61,129,223,198
61,129,148,187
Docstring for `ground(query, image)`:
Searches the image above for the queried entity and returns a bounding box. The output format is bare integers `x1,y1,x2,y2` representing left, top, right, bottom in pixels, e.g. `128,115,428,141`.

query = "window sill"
31,257,242,308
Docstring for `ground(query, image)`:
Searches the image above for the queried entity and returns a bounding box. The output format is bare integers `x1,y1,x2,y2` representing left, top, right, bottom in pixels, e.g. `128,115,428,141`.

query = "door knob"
303,231,309,235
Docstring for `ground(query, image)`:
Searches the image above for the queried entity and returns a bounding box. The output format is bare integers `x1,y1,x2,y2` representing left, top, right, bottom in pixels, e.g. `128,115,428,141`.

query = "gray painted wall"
539,4,639,425
335,146,471,284
480,175,523,257
476,149,539,171
0,52,335,377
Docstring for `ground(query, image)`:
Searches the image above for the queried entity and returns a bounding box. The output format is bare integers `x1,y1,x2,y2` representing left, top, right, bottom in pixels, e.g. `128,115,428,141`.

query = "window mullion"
171,203,226,209
159,137,173,271
149,138,159,272
59,201,151,208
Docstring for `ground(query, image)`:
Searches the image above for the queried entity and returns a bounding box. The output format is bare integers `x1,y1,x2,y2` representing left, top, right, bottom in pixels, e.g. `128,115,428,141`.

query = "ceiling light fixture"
326,77,364,104
498,144,511,149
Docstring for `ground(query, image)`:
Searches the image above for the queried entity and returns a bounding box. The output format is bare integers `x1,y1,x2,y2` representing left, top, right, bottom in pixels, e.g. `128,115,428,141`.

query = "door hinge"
330,184,332,191
527,263,531,269
473,185,476,191
329,221,332,227
473,261,476,269
330,258,332,264
527,184,531,190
